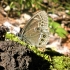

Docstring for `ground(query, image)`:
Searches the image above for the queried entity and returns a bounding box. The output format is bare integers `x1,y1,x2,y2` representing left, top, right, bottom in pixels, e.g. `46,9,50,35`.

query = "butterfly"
21,11,50,48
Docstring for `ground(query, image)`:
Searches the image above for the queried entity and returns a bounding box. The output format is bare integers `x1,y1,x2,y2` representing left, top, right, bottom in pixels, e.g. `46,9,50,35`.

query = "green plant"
48,0,59,3
64,3,70,10
48,17,68,38
1,0,43,17
23,0,43,10
5,33,70,70
3,0,43,11
50,56,70,70
6,33,26,45
5,33,51,62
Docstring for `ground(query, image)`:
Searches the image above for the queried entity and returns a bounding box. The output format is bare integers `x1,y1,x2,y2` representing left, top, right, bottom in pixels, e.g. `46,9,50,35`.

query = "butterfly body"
21,11,50,47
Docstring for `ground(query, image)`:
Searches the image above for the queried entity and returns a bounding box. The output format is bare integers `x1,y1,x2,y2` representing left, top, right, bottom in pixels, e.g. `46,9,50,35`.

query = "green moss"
5,33,70,70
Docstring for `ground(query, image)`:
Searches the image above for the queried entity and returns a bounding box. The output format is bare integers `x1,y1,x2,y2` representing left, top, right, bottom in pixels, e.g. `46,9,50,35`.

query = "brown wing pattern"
22,11,50,47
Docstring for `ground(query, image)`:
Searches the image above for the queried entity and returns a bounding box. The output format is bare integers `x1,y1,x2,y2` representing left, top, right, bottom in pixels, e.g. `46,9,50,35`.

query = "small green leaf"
52,22,61,29
55,28,68,38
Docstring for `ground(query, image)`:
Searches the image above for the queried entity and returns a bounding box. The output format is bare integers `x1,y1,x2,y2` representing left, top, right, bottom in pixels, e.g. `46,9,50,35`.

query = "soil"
0,26,50,70
0,41,31,70
0,41,50,70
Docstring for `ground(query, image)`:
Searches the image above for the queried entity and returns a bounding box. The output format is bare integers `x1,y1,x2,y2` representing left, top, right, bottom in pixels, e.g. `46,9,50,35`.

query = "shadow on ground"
0,41,51,70
29,51,51,70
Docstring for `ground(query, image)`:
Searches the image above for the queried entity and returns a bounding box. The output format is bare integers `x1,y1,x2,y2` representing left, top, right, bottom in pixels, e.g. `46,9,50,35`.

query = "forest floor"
0,2,70,70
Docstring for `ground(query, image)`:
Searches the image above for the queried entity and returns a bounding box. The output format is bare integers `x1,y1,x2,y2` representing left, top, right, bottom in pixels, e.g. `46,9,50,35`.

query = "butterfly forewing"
22,11,50,47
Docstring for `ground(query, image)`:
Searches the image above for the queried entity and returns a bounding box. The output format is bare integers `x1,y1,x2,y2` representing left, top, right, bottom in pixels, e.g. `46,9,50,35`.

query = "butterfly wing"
21,11,50,47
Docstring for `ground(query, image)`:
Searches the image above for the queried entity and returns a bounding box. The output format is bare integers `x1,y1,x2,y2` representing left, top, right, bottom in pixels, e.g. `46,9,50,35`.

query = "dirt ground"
0,41,31,70
0,8,70,70
0,41,50,70
0,25,50,70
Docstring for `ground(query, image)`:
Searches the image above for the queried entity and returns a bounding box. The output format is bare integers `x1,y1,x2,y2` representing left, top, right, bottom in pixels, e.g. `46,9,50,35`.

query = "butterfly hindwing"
22,11,50,47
